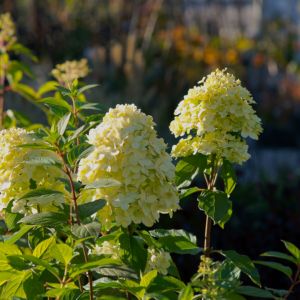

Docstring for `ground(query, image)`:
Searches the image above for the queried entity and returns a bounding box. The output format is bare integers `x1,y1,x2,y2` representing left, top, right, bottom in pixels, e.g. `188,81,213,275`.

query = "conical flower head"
0,128,67,213
0,13,16,51
170,69,262,164
78,104,179,228
51,58,89,86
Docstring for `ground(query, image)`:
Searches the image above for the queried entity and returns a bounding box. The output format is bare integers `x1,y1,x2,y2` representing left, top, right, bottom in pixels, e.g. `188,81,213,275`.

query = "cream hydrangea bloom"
52,58,89,86
170,69,262,164
0,128,67,213
78,104,179,227
93,241,120,259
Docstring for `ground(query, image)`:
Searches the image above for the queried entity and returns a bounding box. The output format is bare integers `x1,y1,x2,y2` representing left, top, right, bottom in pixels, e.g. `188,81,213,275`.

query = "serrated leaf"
67,125,85,142
175,154,207,189
157,235,200,255
33,236,56,258
221,160,237,195
37,81,57,97
254,260,292,278
78,199,106,219
72,222,101,238
5,225,34,245
51,244,73,265
70,259,121,278
282,240,300,262
149,229,197,244
57,113,71,136
180,187,203,199
77,84,99,95
198,190,232,228
38,97,71,110
19,212,68,227
119,233,148,272
221,250,261,286
19,189,64,205
84,179,121,189
179,284,193,300
95,265,138,280
261,251,297,264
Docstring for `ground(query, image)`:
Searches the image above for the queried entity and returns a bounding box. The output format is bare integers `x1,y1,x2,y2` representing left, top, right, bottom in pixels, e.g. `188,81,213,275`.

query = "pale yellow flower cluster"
170,69,262,164
0,13,16,51
78,104,179,228
51,58,89,85
0,128,66,213
93,241,171,275
93,241,119,259
145,247,172,275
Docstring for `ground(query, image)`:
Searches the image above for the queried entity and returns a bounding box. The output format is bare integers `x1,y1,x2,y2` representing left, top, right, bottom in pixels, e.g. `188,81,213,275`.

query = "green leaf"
38,97,71,111
221,250,261,286
156,235,200,255
0,271,29,299
10,43,38,61
254,260,292,278
282,240,300,262
95,265,138,280
178,284,193,300
78,102,103,111
175,154,207,189
11,83,37,102
69,258,121,278
23,155,62,168
19,212,68,227
19,188,64,206
180,187,203,200
84,179,121,189
72,222,101,238
198,190,232,228
57,113,71,136
5,225,34,245
119,233,148,272
37,81,58,97
77,84,99,95
11,255,60,281
149,229,197,244
260,251,297,264
67,142,90,165
51,244,73,265
221,160,237,195
137,270,158,298
78,199,106,219
67,125,85,142
9,60,35,78
236,286,274,298
33,236,56,258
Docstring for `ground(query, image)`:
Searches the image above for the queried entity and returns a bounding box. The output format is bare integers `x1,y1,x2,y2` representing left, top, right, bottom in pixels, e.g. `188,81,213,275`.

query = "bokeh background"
2,0,300,295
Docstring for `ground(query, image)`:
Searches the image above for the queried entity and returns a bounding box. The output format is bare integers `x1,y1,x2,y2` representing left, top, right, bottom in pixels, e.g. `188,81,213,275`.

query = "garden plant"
0,13,300,300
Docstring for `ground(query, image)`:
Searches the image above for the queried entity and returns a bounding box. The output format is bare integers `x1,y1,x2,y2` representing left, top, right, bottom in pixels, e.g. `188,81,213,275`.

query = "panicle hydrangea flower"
170,69,262,164
0,13,16,51
51,58,89,86
78,104,179,228
0,128,67,213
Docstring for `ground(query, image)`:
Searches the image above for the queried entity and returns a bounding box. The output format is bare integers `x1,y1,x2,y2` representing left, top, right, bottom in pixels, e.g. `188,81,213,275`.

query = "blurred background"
1,0,300,294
